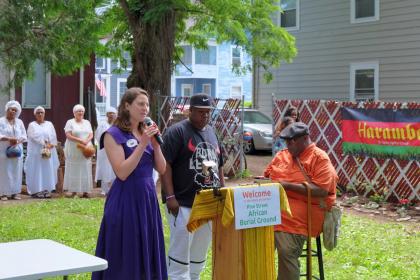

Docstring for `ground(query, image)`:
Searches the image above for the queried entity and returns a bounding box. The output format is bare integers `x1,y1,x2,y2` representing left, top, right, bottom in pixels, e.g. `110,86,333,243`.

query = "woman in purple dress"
93,87,167,280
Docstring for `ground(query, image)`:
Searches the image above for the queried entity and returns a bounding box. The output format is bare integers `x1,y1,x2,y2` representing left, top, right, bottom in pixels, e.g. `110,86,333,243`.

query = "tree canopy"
100,0,296,117
0,0,296,117
0,0,103,91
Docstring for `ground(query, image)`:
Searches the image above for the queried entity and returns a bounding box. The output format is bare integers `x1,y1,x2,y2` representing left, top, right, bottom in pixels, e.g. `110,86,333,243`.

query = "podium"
187,183,291,280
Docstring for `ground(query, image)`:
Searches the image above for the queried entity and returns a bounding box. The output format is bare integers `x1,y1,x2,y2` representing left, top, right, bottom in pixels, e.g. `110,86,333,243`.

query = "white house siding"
256,0,420,115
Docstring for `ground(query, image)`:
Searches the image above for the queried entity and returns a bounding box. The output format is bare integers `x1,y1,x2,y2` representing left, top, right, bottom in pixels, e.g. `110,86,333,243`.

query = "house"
254,0,420,115
0,58,96,143
94,41,253,119
172,41,252,101
93,52,130,117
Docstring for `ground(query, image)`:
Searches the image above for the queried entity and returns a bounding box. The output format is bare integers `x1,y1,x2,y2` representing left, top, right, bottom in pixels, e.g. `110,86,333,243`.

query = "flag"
96,74,107,97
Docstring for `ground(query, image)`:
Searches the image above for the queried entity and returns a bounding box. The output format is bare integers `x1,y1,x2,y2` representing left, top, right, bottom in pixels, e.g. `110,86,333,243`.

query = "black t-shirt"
162,119,223,207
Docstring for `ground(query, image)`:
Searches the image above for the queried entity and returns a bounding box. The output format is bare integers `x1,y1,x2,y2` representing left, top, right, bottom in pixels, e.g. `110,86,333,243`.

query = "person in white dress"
63,104,94,198
0,101,27,201
95,106,117,195
24,106,60,198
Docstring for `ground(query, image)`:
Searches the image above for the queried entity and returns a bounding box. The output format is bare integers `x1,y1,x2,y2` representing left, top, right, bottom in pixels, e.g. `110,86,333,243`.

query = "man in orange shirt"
264,122,337,280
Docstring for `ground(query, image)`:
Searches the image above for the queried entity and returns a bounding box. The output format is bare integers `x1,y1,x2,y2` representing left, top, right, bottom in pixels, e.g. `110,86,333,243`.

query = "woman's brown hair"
114,87,149,132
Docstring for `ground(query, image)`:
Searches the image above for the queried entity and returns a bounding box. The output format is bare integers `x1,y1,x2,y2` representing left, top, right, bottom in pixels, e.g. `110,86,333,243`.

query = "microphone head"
144,117,153,126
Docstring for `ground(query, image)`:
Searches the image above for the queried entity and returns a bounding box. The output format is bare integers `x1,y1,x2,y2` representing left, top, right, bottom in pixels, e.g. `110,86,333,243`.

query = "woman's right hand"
166,197,180,216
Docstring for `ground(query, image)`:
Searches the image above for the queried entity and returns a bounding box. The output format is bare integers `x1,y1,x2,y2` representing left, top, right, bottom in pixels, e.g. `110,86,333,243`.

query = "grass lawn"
0,198,419,280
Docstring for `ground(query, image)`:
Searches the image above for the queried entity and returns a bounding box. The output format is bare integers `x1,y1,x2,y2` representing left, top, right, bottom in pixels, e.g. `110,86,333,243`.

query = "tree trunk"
126,10,176,120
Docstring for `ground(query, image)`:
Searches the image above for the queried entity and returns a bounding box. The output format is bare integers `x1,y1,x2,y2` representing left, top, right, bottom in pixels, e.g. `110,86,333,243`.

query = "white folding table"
0,239,107,280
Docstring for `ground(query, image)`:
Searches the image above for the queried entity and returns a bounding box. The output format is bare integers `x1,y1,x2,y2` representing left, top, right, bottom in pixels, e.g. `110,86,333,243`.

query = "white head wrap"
33,106,45,115
106,106,117,114
73,104,85,114
5,100,22,118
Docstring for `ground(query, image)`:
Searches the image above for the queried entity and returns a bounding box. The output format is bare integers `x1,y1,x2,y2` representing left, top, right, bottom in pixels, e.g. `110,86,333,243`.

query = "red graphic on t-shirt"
188,138,196,152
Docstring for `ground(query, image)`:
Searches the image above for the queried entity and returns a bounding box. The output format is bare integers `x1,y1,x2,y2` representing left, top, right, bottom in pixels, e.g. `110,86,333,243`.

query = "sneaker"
0,196,7,201
11,194,21,200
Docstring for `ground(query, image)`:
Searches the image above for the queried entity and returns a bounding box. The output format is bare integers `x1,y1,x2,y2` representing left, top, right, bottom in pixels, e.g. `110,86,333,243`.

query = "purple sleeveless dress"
92,126,167,280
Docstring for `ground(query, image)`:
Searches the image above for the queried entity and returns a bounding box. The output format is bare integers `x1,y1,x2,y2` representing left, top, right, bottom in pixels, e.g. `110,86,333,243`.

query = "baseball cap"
190,94,214,109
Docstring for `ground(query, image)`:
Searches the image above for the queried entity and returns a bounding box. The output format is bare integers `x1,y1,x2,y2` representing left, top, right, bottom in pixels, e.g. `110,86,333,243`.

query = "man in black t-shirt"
161,93,225,280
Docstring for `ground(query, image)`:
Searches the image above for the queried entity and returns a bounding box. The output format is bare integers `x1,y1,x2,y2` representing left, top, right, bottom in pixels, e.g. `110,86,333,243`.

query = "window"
351,0,379,24
230,85,242,99
181,46,192,65
181,84,193,97
195,46,217,65
202,84,211,95
243,111,272,124
350,62,379,102
96,57,106,70
117,52,132,71
117,78,127,106
279,0,299,30
22,60,51,108
232,47,241,67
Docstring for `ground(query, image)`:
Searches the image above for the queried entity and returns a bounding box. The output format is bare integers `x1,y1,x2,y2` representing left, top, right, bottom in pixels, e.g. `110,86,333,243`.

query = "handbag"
295,158,342,251
6,145,22,158
5,124,22,158
41,145,51,159
76,143,95,158
322,204,342,251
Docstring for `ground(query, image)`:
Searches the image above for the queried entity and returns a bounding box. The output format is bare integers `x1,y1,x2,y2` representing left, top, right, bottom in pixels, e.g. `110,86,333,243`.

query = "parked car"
242,109,272,154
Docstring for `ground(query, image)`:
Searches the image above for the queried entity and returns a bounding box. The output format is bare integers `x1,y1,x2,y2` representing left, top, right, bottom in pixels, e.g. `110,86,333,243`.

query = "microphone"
144,117,164,145
198,155,220,182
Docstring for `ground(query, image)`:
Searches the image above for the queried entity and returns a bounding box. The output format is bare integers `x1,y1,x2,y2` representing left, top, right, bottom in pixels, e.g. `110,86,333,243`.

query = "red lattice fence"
273,99,420,202
158,96,243,177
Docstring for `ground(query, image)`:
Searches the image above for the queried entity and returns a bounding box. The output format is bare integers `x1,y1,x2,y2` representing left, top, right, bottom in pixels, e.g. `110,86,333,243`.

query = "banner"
341,108,420,159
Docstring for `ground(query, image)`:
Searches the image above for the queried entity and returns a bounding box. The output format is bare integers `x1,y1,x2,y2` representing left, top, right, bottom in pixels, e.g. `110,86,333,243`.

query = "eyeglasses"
35,112,45,114
8,108,18,112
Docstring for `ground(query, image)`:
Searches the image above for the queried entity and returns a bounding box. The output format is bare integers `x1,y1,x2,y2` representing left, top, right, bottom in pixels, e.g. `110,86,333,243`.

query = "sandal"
11,194,21,200
31,192,44,199
65,192,77,198
82,192,90,198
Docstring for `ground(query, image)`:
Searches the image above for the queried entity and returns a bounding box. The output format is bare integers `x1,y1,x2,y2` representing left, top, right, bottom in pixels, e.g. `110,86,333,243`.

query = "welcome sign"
233,185,281,230
341,108,420,159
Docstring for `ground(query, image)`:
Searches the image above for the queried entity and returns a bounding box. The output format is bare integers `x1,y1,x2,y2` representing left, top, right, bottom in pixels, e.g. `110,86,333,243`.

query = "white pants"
166,206,212,280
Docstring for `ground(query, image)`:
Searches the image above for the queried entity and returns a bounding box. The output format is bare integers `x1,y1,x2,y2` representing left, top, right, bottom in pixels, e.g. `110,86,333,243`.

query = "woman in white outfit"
0,101,27,201
95,107,117,195
63,104,94,198
24,106,59,198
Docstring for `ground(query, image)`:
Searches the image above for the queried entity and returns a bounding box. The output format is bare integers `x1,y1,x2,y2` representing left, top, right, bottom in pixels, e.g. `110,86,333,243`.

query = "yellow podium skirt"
187,183,291,280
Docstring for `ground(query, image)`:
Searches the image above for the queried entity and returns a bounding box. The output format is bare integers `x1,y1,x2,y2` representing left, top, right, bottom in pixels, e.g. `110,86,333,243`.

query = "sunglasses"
9,108,18,112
